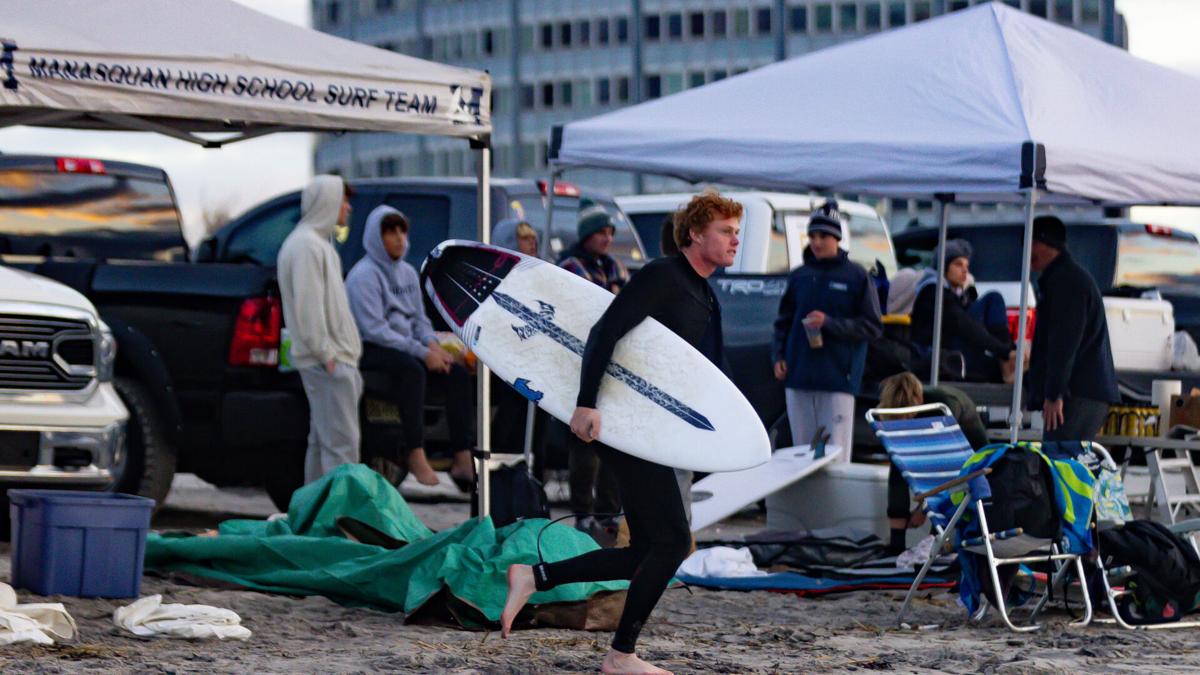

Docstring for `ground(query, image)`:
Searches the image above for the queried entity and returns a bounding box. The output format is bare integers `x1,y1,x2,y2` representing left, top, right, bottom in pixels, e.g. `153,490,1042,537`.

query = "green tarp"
145,464,626,622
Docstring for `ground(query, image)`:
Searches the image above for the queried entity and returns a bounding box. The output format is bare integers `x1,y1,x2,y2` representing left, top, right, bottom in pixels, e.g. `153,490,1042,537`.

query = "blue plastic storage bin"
9,489,155,598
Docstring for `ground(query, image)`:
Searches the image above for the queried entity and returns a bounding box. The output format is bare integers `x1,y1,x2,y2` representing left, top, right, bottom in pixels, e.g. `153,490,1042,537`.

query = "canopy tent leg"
1009,188,1040,443
474,139,493,516
929,196,953,386
540,169,562,261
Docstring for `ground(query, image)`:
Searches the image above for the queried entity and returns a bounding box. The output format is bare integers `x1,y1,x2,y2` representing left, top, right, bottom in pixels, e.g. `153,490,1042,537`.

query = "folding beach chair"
1050,442,1200,630
868,406,1094,631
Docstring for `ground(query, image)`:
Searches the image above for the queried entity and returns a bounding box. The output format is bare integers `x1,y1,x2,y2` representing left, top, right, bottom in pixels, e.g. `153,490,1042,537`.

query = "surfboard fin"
811,426,831,459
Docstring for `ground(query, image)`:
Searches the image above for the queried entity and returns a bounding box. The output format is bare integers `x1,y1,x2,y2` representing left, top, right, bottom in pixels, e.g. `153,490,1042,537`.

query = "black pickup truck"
0,158,648,508
1,157,651,508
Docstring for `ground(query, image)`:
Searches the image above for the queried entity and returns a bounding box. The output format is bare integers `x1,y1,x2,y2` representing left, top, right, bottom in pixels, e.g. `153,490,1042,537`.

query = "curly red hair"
673,189,743,249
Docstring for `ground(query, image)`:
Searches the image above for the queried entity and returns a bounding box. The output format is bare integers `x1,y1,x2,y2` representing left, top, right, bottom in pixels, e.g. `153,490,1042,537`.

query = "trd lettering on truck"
715,278,788,296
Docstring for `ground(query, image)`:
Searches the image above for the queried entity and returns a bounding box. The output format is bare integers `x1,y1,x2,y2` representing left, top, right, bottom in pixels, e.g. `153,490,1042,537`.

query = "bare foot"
601,649,672,674
406,448,440,486
501,564,536,638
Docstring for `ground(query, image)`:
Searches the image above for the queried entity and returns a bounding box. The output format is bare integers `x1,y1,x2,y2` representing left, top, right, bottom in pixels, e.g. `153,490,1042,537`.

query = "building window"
789,6,808,32
617,76,630,102
520,84,534,110
491,87,502,115
462,32,477,59
541,82,554,108
540,23,554,49
482,29,495,55
888,2,905,27
617,17,630,43
865,3,882,29
755,7,772,34
949,0,970,10
688,70,705,88
733,8,750,36
431,35,446,61
376,157,396,177
521,142,537,172
711,10,727,36
576,78,591,107
559,21,572,48
710,69,727,81
913,1,932,22
598,18,610,45
689,11,705,37
326,1,340,25
597,78,611,104
645,74,662,99
644,14,661,41
1029,0,1048,18
665,73,683,95
667,13,683,40
450,33,463,60
839,3,857,31
374,0,393,12
578,20,591,46
520,26,534,50
815,4,833,32
1082,0,1100,21
1054,0,1074,22
559,81,573,107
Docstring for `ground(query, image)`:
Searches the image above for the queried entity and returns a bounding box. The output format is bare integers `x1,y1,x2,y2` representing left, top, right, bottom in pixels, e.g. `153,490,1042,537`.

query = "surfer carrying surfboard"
501,189,743,675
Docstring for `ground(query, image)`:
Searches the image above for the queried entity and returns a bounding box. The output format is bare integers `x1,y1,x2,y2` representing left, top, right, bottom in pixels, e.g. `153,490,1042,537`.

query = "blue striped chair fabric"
871,414,976,527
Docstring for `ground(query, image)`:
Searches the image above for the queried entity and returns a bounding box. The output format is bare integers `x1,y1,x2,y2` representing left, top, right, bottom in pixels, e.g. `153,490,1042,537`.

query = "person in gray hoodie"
277,175,363,485
346,205,476,489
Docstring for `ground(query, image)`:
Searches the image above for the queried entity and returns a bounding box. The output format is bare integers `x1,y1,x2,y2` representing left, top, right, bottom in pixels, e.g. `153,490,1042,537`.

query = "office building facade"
314,0,1125,224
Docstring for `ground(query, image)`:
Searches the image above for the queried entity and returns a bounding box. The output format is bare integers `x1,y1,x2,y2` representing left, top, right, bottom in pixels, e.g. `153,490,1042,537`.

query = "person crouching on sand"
500,189,742,675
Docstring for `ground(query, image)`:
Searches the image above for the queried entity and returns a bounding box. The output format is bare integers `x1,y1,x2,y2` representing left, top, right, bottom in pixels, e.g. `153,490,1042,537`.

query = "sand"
4,474,1199,674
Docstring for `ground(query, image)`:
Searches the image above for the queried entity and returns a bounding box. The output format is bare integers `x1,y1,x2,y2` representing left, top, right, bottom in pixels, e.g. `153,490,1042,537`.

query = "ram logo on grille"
0,340,50,359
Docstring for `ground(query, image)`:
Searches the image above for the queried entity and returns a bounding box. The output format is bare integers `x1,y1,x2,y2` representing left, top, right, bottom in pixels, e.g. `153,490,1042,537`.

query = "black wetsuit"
533,253,720,654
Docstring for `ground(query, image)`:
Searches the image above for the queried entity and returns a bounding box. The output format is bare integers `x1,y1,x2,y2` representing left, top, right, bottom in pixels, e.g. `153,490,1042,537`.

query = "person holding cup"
772,200,882,463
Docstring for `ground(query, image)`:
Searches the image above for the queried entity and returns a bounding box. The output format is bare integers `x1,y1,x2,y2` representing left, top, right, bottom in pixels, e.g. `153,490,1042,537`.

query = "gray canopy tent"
0,0,506,504
547,2,1200,440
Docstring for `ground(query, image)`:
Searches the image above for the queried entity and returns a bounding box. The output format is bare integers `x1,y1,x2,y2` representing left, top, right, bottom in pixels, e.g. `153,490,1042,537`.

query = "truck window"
223,202,301,265
0,169,185,262
629,211,669,258
382,194,452,266
1115,230,1200,288
846,212,898,275
510,194,644,268
766,212,790,274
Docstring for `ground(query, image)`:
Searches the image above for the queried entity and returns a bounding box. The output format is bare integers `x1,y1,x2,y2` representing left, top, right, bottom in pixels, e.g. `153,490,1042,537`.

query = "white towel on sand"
0,583,77,645
678,546,767,578
114,595,251,641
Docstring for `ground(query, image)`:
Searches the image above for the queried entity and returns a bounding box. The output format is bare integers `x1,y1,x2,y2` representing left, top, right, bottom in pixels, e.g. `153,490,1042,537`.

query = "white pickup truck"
0,263,127,520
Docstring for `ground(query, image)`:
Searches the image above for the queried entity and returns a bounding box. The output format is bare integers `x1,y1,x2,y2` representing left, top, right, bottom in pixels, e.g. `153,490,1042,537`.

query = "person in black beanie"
1026,216,1118,441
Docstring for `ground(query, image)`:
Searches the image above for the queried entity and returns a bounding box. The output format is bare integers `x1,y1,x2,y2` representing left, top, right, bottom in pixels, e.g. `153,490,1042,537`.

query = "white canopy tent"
0,0,503,504
549,1,1200,440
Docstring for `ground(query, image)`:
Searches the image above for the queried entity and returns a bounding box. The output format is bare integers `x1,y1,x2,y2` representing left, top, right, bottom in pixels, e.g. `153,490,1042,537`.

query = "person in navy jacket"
773,201,883,462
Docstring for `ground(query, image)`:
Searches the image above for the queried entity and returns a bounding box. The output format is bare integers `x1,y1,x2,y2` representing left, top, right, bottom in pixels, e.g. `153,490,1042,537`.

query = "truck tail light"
228,296,281,367
56,157,107,174
1145,223,1174,237
536,179,581,197
1006,307,1036,344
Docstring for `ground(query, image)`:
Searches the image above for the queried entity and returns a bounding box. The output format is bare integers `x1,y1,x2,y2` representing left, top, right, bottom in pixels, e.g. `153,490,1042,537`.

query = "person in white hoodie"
277,175,363,485
346,205,476,490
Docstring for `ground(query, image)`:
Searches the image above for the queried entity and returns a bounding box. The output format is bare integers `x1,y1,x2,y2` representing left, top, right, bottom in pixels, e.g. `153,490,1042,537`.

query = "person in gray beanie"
911,238,1015,381
557,198,630,544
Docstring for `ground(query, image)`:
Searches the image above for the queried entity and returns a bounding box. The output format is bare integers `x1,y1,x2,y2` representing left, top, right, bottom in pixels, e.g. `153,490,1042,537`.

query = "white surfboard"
421,240,770,473
688,444,843,532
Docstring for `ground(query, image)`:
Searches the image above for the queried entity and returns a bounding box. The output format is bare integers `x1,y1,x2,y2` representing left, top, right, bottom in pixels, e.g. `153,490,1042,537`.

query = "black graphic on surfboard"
495,292,715,432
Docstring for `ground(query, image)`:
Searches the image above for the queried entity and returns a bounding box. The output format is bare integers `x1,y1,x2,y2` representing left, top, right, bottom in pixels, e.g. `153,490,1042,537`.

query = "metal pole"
476,141,492,516
523,401,536,475
1009,188,1040,443
540,169,560,260
929,198,951,386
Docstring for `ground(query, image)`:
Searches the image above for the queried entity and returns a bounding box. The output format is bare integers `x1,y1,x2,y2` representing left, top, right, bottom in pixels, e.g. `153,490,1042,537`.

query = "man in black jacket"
1026,216,1119,441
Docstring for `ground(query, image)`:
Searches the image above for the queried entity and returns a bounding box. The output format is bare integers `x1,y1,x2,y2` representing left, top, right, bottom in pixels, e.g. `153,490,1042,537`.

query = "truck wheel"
112,377,177,509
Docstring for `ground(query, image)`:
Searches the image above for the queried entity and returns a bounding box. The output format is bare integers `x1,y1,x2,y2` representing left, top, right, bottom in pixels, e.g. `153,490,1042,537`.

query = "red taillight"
56,157,106,174
536,179,581,197
1145,223,1174,237
228,296,281,367
1006,307,1036,343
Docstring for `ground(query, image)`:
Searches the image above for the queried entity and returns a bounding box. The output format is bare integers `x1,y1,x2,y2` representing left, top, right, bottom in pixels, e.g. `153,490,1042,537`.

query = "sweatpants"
534,444,691,654
1042,396,1110,443
785,389,855,463
298,361,363,484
